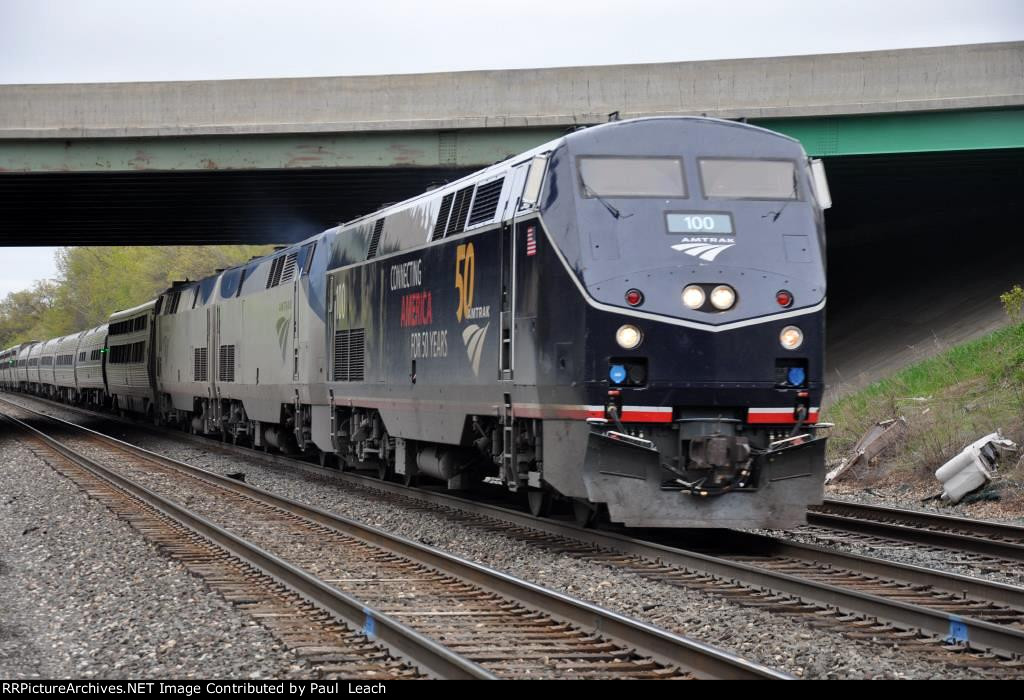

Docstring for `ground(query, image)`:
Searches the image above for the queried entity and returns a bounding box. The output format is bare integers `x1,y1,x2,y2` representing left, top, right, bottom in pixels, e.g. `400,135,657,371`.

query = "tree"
0,245,273,347
0,280,59,345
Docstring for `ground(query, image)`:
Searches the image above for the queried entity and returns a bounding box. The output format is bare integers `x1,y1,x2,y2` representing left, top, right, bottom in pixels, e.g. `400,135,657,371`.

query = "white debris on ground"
935,432,1018,504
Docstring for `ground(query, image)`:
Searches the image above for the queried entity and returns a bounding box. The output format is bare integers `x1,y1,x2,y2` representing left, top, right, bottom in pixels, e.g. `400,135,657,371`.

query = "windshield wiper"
764,176,799,222
581,181,631,220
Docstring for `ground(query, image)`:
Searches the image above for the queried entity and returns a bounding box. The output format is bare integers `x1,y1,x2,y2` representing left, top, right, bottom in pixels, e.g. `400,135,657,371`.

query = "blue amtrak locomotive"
3,117,831,529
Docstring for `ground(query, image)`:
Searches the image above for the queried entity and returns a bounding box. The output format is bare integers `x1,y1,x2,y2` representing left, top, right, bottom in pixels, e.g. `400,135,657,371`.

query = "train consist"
1,117,832,528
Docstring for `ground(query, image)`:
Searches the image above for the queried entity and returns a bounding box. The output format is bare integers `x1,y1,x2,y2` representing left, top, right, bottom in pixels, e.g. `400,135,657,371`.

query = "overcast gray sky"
1,0,1022,296
2,0,1023,84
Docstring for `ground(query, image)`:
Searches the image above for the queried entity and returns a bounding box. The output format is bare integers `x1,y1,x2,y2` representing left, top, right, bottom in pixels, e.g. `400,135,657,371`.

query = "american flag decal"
526,226,537,256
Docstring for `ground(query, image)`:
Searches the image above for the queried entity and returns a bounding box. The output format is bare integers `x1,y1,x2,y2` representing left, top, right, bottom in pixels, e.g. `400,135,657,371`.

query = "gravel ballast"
0,428,304,679
758,525,1024,588
826,468,1024,526
1,395,1006,679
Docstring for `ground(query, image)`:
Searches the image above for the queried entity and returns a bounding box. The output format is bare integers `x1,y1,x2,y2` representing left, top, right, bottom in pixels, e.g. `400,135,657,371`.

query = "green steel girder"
756,108,1024,156
0,109,1021,174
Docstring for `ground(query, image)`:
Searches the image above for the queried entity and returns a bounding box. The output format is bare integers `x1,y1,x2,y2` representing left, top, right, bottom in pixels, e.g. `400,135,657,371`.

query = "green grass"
824,322,1024,478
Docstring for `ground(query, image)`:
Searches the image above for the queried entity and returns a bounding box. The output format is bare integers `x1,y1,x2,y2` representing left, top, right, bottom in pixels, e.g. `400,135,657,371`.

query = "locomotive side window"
698,158,798,200
520,154,549,209
219,268,244,298
301,242,316,274
578,157,686,198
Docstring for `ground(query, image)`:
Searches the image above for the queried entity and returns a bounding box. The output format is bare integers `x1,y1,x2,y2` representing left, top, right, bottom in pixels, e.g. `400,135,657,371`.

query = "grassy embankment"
824,319,1024,482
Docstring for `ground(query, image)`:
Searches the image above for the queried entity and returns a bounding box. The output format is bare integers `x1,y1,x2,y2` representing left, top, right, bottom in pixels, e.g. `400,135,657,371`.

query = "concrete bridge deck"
1,42,1021,141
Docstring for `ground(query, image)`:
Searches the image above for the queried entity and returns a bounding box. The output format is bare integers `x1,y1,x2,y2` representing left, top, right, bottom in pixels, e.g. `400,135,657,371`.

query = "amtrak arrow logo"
462,323,489,376
671,236,735,261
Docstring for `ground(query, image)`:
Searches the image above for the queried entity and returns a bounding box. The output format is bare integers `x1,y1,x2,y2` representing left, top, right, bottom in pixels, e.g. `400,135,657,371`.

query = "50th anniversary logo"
455,243,490,376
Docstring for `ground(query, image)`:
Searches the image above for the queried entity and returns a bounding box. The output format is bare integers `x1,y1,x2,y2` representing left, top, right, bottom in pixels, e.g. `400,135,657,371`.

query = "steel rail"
326,475,1024,656
0,397,787,680
8,393,1024,657
812,500,1024,562
0,410,495,680
181,432,1024,613
695,529,1024,611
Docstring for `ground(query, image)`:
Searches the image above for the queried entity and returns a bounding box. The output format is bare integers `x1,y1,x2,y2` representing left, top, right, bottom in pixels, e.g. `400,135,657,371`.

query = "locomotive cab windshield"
578,156,687,199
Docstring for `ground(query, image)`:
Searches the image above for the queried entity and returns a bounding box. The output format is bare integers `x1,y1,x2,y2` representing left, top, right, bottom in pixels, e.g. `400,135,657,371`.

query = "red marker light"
776,290,793,307
625,289,644,307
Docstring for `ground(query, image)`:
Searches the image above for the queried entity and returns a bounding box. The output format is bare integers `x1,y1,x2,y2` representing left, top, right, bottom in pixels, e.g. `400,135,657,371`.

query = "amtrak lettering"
675,236,735,244
465,304,490,320
671,236,735,261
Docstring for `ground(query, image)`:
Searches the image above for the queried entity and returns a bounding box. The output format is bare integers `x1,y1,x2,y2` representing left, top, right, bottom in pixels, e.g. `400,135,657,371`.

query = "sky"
0,249,57,298
1,0,1022,296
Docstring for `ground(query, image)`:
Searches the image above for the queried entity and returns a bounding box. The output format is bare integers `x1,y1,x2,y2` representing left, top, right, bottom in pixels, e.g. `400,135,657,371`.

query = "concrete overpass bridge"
0,41,1021,245
1,41,1023,392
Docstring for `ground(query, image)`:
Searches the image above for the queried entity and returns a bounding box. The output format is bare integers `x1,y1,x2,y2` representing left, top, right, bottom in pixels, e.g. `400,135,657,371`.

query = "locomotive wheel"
526,489,553,518
572,499,598,528
377,431,395,481
319,451,337,469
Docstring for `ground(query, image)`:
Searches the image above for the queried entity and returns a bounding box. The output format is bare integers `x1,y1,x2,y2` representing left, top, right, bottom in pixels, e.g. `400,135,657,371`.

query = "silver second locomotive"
2,117,831,528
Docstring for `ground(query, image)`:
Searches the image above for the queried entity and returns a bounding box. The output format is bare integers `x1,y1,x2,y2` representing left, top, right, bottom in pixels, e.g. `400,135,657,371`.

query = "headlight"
681,285,705,309
709,285,736,310
616,324,643,349
780,326,804,350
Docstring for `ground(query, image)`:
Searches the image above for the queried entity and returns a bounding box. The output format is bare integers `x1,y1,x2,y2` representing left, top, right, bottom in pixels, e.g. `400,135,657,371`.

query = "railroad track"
5,393,1024,675
312,482,1024,668
1,412,423,680
0,398,783,680
809,500,1024,564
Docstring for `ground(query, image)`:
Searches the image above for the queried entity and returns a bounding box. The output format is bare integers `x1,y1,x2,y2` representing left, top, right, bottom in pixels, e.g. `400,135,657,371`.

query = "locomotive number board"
666,212,734,234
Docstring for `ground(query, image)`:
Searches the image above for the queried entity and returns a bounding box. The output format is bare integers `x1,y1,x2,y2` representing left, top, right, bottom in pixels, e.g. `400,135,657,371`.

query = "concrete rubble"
826,417,908,484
